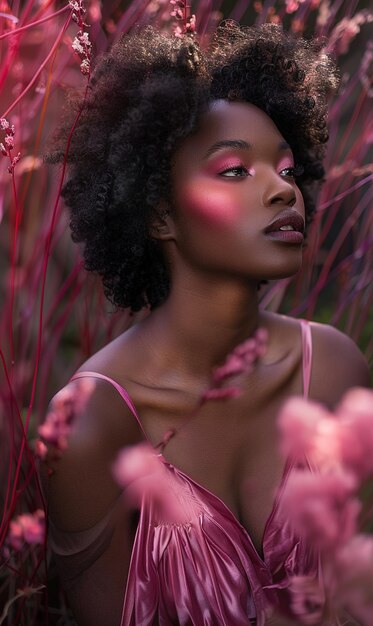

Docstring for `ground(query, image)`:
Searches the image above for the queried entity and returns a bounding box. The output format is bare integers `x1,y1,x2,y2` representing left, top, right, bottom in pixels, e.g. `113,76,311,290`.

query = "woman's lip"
265,230,304,244
264,209,305,234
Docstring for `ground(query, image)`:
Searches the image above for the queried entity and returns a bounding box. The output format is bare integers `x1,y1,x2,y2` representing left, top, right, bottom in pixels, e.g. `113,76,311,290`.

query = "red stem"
1,11,73,119
0,5,70,41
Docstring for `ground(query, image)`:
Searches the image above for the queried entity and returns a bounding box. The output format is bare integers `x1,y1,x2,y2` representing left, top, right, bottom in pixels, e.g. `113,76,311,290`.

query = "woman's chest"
116,344,303,554
139,381,300,554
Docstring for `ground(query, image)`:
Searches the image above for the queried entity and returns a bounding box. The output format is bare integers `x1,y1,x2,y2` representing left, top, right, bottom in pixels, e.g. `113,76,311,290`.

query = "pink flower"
112,443,165,495
203,328,268,401
38,379,95,454
289,575,326,625
8,510,45,551
277,397,341,468
68,0,80,10
112,443,193,523
79,31,91,47
316,1,331,28
285,0,305,14
279,470,360,553
8,519,24,551
327,12,373,56
336,388,373,480
335,535,373,622
173,25,183,38
80,59,91,75
88,0,101,22
171,7,183,19
35,439,48,460
72,37,84,55
8,152,21,174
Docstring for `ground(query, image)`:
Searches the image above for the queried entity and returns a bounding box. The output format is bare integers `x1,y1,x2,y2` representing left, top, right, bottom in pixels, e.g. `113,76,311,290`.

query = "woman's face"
169,100,306,282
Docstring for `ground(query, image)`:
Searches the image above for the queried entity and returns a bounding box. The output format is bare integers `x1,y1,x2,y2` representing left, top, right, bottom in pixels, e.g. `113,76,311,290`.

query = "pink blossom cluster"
289,575,326,625
278,388,373,480
277,387,373,622
170,0,196,38
285,0,306,15
0,117,21,174
112,443,190,523
112,443,167,504
37,378,95,459
327,11,373,56
69,0,92,75
7,509,45,552
202,327,268,402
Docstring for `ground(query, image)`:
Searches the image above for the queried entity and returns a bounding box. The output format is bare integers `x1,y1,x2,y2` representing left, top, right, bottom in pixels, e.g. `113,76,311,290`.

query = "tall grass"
0,0,371,622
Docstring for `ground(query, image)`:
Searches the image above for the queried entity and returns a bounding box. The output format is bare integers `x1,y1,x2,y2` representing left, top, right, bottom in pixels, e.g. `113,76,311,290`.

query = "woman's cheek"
180,182,241,227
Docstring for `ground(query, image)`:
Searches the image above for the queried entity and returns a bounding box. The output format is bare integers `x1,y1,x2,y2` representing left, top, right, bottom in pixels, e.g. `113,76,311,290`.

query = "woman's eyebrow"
203,139,292,159
279,141,292,151
203,140,250,159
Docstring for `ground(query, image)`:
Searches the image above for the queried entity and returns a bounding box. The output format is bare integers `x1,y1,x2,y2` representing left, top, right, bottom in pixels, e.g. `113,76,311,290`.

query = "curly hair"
46,22,337,312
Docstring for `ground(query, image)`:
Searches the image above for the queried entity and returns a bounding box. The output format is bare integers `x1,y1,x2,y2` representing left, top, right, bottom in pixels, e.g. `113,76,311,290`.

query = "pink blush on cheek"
181,184,241,227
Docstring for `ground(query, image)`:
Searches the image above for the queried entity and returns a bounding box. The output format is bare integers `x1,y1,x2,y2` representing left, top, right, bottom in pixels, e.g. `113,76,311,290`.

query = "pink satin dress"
51,320,320,625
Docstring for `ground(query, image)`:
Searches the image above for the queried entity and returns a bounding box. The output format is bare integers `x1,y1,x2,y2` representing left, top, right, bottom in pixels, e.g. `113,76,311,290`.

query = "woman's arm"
40,378,143,626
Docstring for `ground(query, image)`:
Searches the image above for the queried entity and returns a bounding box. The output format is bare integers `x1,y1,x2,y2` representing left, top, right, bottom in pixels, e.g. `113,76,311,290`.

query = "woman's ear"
149,204,177,241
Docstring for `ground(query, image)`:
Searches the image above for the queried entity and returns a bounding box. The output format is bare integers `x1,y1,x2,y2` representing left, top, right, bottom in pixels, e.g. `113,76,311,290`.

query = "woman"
42,23,370,626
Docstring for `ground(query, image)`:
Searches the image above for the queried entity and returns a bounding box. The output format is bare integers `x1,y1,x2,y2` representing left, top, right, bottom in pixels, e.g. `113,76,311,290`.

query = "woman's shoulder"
41,329,145,532
262,312,370,406
299,319,369,407
307,319,369,374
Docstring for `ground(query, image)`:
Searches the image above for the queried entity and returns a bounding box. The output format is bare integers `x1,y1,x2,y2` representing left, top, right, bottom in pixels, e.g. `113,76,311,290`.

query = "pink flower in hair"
278,470,360,553
8,510,45,551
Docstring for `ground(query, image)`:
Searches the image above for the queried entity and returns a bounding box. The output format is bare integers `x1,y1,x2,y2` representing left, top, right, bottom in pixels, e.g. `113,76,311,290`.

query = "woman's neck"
138,274,260,381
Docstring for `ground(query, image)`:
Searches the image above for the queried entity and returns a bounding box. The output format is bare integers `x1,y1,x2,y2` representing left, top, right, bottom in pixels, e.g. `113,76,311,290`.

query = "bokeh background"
0,0,372,623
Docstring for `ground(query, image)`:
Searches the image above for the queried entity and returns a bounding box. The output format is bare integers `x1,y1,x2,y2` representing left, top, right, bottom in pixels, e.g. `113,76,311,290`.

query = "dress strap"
70,371,148,440
299,320,313,399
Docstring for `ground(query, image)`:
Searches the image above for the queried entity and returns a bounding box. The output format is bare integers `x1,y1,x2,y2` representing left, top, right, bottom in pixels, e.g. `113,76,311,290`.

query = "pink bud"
35,439,48,460
5,135,14,149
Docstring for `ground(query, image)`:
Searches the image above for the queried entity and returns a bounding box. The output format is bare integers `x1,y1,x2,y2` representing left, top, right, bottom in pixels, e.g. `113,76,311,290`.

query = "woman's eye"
219,166,249,178
279,164,304,179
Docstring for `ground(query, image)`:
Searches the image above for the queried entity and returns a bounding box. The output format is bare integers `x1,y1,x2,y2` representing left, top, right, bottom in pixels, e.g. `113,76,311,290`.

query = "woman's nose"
261,171,297,207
